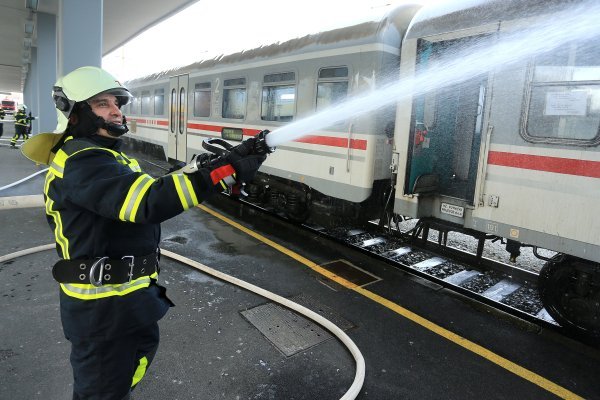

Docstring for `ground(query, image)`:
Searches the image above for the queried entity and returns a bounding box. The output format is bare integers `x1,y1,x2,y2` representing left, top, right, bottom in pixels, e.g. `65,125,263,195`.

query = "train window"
193,82,211,118
264,72,295,83
141,90,152,115
154,89,164,115
523,40,600,145
316,67,348,111
178,87,185,134
319,67,348,79
262,72,296,122
223,78,246,119
170,88,176,132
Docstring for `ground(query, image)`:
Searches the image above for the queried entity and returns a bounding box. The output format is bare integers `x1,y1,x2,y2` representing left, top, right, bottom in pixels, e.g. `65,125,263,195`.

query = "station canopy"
0,0,198,93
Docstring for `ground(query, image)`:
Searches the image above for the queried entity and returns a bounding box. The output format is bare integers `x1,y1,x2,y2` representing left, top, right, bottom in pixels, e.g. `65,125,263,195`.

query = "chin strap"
71,103,129,138
103,116,129,137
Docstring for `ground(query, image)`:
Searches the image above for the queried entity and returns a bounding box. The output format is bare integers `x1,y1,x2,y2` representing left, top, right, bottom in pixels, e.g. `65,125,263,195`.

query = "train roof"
405,0,589,39
126,3,421,85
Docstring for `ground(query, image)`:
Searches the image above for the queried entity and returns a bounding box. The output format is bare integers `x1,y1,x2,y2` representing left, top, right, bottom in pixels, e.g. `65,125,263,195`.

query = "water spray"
263,0,600,148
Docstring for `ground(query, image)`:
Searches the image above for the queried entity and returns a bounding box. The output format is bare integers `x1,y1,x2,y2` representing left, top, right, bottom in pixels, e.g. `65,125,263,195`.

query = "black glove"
225,151,266,183
184,135,269,194
228,130,273,157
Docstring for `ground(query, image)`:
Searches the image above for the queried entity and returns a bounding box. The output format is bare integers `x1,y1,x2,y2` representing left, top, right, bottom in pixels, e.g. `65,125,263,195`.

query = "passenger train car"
124,4,420,223
392,0,599,337
123,0,599,337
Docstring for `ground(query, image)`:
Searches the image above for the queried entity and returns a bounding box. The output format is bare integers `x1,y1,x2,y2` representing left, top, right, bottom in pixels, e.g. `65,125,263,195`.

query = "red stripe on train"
488,151,600,178
294,135,368,150
138,119,368,150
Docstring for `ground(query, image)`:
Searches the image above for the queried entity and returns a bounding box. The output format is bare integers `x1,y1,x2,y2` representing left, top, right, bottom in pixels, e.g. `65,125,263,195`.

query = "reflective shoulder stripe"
128,158,142,172
59,272,158,300
172,174,199,210
120,153,142,172
50,138,132,177
119,174,155,222
49,149,68,178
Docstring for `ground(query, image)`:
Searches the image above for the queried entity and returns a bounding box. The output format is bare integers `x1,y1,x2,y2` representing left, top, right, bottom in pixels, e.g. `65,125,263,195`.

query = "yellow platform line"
197,203,583,400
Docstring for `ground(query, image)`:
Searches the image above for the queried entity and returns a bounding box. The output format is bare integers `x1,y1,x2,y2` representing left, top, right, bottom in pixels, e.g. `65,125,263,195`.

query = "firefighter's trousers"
70,321,160,400
10,125,28,147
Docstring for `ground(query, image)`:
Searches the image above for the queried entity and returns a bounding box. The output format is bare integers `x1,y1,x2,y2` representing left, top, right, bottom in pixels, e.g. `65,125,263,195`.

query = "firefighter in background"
41,66,267,399
0,107,5,137
10,105,34,148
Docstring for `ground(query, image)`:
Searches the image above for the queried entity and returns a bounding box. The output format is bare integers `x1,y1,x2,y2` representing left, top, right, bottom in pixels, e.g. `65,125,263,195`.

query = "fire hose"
0,142,366,398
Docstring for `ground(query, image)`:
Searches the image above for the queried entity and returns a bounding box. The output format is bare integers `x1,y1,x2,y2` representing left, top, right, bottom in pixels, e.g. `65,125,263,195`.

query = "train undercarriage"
244,173,389,226
243,173,600,341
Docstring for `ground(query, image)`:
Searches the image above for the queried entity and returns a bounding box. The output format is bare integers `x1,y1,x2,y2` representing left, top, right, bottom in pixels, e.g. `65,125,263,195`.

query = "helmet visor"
96,88,133,107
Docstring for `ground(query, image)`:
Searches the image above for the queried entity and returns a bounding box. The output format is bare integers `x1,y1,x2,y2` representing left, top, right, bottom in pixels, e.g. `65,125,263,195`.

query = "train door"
168,74,189,162
405,37,487,205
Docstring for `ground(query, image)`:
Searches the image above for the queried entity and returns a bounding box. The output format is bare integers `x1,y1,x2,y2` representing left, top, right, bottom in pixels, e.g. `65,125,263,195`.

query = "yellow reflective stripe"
115,154,128,165
127,158,142,172
119,174,155,222
51,139,136,177
172,174,198,210
49,149,69,178
44,173,70,258
132,356,149,387
183,174,199,205
59,272,158,300
44,170,54,193
120,153,142,172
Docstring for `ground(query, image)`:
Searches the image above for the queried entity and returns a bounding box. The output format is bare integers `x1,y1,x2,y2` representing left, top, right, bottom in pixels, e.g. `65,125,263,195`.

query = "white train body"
393,0,600,263
124,5,420,209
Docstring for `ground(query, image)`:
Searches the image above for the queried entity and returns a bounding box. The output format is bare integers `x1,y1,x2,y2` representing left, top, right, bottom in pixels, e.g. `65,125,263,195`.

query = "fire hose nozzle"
253,129,276,155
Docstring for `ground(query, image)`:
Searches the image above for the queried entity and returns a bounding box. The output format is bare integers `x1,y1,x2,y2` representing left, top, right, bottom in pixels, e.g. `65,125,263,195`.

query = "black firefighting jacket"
14,110,28,126
44,134,219,340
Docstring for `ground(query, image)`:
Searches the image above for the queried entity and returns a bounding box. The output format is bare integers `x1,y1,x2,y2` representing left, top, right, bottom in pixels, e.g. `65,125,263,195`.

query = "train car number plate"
440,202,464,218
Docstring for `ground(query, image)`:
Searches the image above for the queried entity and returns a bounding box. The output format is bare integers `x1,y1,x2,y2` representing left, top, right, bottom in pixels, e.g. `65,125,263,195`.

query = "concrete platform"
0,142,598,400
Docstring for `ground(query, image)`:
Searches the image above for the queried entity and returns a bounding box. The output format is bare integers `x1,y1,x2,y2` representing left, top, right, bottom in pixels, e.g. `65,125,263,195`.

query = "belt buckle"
122,255,135,283
89,256,108,287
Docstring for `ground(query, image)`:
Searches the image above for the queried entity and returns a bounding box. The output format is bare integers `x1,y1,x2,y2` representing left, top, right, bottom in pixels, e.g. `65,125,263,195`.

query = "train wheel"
539,256,600,340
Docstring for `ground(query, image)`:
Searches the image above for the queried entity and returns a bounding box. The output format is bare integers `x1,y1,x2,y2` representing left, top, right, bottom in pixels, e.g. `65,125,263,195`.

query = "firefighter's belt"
52,253,159,287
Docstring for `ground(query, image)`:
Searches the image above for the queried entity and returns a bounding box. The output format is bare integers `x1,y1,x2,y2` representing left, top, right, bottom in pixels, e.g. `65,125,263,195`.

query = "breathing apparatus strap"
50,133,69,154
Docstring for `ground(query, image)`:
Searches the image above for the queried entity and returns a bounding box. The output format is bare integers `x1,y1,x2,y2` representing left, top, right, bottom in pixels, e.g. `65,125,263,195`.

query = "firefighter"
44,66,266,399
0,107,5,137
10,105,31,147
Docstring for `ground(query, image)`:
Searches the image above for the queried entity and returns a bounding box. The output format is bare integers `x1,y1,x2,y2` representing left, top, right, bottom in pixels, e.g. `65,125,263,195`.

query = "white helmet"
52,66,132,131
